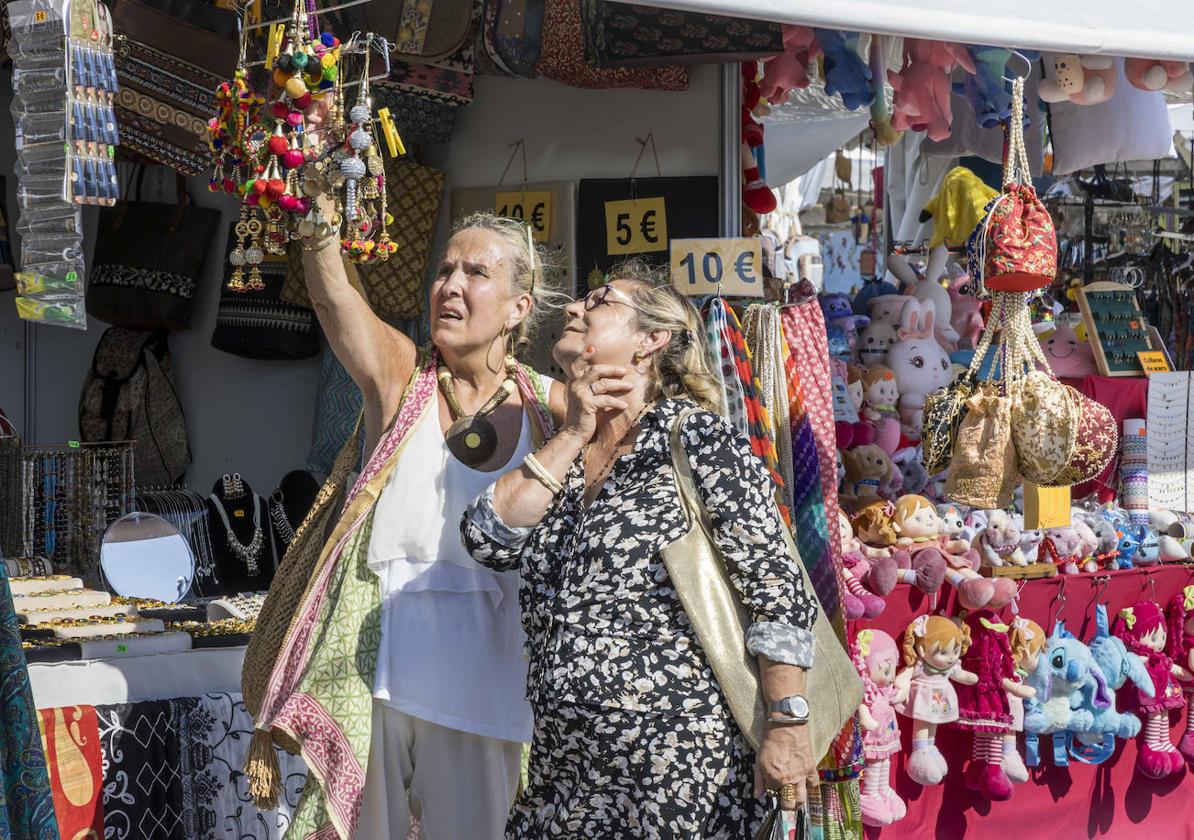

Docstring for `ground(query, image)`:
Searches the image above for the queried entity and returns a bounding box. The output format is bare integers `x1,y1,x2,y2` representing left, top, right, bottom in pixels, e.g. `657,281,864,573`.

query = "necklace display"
269,490,297,548
437,359,519,467
209,475,263,577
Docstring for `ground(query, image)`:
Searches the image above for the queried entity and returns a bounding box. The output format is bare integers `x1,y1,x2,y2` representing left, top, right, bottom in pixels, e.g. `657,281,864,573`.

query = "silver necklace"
209,492,263,576
269,490,297,548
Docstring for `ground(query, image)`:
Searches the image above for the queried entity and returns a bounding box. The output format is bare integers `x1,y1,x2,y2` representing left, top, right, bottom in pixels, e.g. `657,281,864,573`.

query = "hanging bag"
661,409,862,756
969,77,1058,294
87,168,222,331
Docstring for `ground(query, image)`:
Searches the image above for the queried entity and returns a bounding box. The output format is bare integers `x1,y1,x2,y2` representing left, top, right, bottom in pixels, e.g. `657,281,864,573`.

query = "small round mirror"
100,512,195,602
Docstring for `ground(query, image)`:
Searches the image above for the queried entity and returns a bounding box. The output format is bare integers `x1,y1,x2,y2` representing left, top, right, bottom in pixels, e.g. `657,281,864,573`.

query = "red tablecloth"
851,565,1194,839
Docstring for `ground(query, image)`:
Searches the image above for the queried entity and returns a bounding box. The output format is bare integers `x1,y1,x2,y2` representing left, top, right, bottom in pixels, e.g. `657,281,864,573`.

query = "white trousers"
356,701,522,840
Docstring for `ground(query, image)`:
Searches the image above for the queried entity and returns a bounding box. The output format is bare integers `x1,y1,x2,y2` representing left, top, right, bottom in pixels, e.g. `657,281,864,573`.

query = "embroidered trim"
91,263,196,298
215,303,315,332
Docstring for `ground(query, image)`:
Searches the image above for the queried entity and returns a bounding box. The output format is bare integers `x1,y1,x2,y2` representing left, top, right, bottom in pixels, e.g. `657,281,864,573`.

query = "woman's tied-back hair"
450,212,570,356
607,258,723,414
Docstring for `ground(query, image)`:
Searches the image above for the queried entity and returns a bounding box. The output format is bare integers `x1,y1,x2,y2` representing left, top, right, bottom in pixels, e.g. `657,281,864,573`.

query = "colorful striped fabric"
704,298,749,438
707,298,790,525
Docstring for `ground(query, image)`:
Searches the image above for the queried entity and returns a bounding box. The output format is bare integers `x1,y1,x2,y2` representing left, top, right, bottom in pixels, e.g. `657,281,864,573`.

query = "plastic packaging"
14,296,87,329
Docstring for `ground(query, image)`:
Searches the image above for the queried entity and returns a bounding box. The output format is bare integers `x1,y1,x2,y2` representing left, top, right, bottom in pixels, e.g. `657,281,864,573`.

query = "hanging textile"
703,298,747,436
97,700,188,839
0,562,59,840
39,706,104,839
741,304,794,513
705,298,790,525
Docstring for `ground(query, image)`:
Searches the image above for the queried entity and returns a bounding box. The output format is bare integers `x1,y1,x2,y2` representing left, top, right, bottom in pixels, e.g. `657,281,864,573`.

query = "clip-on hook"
1047,576,1068,632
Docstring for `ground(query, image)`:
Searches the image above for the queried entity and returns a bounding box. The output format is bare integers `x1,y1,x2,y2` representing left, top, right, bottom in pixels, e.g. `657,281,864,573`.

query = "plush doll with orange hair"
894,614,977,784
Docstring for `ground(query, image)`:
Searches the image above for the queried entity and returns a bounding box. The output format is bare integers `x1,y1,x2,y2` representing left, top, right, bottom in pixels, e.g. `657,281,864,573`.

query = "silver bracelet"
523,453,564,495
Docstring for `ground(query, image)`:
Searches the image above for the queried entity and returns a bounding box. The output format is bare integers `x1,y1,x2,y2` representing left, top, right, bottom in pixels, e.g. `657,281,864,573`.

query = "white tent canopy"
631,0,1194,62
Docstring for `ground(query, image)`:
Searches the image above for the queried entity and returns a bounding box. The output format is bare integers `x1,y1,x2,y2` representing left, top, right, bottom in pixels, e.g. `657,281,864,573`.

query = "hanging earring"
632,351,645,365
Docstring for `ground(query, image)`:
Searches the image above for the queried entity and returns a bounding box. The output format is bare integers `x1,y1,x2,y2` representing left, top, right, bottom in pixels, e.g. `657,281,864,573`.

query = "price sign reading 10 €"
494,191,552,242
604,197,668,255
670,238,762,297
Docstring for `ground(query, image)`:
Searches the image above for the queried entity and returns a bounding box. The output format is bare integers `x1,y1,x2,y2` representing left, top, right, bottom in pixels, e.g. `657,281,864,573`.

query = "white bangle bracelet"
523,453,564,495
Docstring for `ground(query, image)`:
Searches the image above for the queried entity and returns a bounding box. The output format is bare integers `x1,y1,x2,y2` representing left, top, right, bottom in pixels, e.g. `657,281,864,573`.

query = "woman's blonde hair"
607,258,723,414
449,212,570,357
901,615,971,667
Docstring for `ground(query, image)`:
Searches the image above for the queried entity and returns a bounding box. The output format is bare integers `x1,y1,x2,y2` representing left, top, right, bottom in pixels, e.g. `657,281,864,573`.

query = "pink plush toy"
1039,525,1083,575
1039,324,1097,379
759,25,821,104
888,39,977,142
1039,54,1117,105
956,609,1035,801
1165,586,1194,763
895,614,978,785
854,629,907,826
1125,58,1194,93
839,512,888,618
1114,601,1191,778
949,276,984,351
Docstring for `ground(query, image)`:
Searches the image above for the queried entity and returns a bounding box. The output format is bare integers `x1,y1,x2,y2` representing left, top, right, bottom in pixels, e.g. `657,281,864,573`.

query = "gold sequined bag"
944,386,1019,509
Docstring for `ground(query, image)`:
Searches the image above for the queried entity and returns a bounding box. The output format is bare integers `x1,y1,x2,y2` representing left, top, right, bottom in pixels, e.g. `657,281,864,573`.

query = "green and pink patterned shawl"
254,358,552,840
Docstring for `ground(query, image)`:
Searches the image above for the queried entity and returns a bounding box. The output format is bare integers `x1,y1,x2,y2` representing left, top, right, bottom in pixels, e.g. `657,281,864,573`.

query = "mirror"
100,512,195,602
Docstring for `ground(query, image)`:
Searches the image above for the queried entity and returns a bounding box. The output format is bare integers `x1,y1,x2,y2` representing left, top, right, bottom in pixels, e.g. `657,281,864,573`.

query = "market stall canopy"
630,0,1194,62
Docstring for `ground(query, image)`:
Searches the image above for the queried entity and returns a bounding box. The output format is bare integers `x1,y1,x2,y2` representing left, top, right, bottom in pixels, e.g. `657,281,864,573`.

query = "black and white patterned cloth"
462,399,818,838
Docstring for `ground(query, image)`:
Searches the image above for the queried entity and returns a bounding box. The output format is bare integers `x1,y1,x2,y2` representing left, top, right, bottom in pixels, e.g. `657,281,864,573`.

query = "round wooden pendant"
445,415,499,467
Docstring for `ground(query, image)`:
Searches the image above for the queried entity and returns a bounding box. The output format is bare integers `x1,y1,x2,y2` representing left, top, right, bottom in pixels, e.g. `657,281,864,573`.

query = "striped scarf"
706,298,790,525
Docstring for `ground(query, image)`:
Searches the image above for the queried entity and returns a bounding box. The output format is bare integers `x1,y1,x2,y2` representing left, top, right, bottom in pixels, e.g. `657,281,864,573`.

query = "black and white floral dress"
461,399,818,839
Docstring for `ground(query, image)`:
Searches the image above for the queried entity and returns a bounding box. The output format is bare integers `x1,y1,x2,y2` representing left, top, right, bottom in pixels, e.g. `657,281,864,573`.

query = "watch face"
790,696,810,717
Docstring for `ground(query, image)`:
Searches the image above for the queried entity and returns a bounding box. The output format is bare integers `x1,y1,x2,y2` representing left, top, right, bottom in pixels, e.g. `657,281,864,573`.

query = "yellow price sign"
604,197,667,255
495,191,552,242
34,10,48,22
1023,483,1071,530
1138,351,1171,375
670,238,762,297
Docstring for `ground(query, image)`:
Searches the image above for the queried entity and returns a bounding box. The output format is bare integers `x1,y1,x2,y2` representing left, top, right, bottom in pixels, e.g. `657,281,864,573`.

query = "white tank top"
368,386,545,742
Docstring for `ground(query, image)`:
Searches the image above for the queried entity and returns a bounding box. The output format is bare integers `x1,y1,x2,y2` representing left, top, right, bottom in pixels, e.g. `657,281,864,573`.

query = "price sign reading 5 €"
670,238,762,297
604,197,668,255
495,191,552,242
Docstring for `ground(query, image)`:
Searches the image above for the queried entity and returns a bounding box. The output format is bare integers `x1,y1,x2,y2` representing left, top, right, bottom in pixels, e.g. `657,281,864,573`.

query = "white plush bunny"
887,298,953,437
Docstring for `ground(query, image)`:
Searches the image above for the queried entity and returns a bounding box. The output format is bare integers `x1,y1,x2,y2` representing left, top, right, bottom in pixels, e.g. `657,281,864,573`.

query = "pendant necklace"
438,357,519,467
209,492,263,576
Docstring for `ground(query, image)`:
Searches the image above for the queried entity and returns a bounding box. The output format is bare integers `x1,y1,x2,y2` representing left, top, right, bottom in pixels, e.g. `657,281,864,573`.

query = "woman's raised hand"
559,350,633,444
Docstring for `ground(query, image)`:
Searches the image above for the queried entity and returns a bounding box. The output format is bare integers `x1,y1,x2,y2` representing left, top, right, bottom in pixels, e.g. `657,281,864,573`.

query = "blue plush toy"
953,45,1013,129
1135,525,1161,566
852,276,900,316
1115,528,1141,570
1023,622,1098,738
1078,604,1153,744
814,30,874,111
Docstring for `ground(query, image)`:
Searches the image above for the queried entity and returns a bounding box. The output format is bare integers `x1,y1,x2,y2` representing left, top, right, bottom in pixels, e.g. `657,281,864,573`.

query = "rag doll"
1166,586,1194,763
975,510,1028,567
852,500,944,595
956,610,1035,800
854,629,907,826
1114,601,1191,778
741,65,777,214
893,495,1015,610
1005,618,1046,783
838,512,887,618
1039,525,1083,575
895,614,977,785
860,365,901,455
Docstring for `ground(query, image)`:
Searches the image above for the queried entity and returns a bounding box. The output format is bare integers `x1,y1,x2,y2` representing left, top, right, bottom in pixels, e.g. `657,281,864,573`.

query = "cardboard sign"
670,237,762,297
495,190,553,242
603,197,667,256
1138,351,1171,375
1023,483,1071,530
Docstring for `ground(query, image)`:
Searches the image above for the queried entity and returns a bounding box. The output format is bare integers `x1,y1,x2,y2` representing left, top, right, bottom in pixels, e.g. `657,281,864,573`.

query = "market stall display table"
854,565,1194,838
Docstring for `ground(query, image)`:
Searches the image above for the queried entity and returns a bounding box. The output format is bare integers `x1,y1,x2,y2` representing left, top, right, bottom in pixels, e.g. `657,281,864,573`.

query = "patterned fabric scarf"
255,359,552,840
704,298,747,437
741,304,794,515
707,298,790,525
0,563,59,840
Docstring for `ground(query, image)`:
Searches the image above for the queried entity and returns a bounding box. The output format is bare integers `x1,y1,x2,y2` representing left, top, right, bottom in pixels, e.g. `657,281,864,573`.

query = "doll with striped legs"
853,629,907,826
1003,618,1046,782
1165,587,1194,763
1115,601,1191,778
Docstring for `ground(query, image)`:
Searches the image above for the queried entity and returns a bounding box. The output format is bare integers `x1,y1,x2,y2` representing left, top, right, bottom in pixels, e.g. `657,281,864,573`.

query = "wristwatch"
767,694,810,725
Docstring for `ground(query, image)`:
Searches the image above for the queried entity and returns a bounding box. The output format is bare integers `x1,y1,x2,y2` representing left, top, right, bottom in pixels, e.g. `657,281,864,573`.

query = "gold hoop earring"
632,351,645,365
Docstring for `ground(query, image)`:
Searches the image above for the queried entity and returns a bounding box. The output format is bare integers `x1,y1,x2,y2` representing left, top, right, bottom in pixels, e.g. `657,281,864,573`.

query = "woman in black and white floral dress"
461,262,822,838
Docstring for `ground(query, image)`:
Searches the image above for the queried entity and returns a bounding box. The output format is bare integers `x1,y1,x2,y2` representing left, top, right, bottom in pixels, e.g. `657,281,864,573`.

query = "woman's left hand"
755,722,819,811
